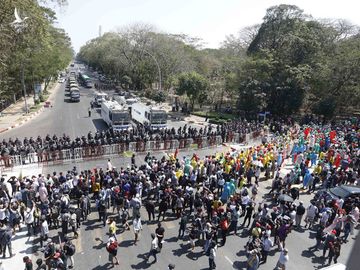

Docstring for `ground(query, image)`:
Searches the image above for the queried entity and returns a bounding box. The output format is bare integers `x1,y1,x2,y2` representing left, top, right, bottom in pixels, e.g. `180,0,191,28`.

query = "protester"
106,236,119,266
146,233,158,264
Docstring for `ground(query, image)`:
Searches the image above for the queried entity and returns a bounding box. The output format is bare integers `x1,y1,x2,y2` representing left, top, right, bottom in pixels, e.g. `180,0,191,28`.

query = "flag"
174,148,179,159
123,151,134,158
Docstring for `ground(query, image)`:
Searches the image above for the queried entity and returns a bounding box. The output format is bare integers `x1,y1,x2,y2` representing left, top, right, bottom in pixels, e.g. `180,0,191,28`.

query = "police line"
0,131,262,169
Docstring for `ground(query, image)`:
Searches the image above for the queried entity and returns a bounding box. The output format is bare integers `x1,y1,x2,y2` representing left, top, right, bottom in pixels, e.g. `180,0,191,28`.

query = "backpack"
106,241,118,253
66,243,76,256
44,244,54,258
63,183,70,194
220,219,229,230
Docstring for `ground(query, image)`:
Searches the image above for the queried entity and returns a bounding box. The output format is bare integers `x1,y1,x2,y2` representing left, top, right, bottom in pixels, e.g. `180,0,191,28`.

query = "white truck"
101,100,131,131
93,92,108,107
131,102,167,129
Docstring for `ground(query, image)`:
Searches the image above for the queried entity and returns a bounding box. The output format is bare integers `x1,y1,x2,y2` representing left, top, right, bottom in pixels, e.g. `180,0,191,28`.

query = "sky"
54,0,360,52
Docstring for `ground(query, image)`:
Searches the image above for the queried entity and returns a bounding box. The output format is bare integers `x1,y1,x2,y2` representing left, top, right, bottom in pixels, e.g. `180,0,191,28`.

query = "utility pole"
99,25,102,37
21,61,28,114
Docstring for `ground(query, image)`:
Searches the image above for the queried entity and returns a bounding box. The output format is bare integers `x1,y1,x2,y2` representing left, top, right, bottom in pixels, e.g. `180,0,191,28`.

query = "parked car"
314,185,360,203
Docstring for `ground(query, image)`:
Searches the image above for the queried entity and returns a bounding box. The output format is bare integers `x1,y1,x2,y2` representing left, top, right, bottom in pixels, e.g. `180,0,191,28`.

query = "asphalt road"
0,76,106,140
0,65,205,142
31,146,358,270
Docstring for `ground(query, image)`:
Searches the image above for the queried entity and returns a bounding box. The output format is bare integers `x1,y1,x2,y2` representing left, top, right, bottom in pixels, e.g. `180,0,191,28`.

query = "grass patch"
29,103,42,112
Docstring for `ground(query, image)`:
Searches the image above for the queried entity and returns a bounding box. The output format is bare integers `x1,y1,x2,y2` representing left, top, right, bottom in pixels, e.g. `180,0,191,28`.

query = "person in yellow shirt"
238,176,246,189
313,164,322,175
108,217,117,238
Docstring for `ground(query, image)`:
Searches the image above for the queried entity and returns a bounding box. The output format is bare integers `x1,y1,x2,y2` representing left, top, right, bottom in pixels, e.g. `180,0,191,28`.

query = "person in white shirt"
25,204,35,236
39,183,48,203
208,240,217,269
305,202,318,229
146,233,158,263
276,245,289,270
107,159,113,171
261,234,273,263
40,217,49,248
133,214,142,245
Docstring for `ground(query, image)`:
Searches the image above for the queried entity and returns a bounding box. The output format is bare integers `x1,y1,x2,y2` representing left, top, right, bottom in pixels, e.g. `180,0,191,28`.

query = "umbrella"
278,194,294,203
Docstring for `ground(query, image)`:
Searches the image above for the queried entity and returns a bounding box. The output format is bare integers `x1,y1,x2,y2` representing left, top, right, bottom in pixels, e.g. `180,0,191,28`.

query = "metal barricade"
216,136,223,145
184,138,193,149
233,133,240,143
146,141,156,151
25,153,38,164
103,145,112,156
136,141,145,152
128,142,137,153
10,155,23,166
73,148,83,160
178,139,186,149
201,137,208,148
163,140,170,150
0,156,12,168
120,142,129,152
170,140,179,150
61,149,73,162
109,144,120,155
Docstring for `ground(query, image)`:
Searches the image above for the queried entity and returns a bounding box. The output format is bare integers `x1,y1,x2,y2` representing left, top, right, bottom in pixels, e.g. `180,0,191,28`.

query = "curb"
0,107,46,133
0,84,59,134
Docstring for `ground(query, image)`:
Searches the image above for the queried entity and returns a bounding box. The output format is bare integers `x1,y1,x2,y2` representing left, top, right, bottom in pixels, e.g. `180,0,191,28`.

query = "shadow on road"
92,118,108,131
130,253,152,269
92,237,106,250
172,243,189,257
91,262,113,270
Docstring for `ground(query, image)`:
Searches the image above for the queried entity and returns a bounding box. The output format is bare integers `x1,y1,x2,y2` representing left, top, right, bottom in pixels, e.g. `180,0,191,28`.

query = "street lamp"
131,41,162,91
143,49,161,92
11,7,29,114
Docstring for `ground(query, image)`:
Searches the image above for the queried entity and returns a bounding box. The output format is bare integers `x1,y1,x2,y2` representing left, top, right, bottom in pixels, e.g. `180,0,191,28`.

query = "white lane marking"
225,256,233,265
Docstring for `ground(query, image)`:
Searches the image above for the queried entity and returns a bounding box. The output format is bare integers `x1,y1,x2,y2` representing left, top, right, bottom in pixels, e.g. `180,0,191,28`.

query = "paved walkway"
0,82,61,134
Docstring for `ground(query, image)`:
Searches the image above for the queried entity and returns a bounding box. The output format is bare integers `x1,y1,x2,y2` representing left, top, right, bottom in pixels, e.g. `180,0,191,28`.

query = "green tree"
175,72,209,110
244,5,329,115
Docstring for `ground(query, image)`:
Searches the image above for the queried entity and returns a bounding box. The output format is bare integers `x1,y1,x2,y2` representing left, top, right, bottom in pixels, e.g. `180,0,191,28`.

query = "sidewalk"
0,82,61,134
0,166,42,269
0,225,36,270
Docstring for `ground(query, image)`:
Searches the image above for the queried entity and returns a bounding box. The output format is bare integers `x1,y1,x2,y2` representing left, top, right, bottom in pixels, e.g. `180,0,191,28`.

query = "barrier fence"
0,130,263,170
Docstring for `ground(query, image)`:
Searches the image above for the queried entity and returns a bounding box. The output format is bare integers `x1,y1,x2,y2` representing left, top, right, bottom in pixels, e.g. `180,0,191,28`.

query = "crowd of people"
0,119,264,158
0,117,358,270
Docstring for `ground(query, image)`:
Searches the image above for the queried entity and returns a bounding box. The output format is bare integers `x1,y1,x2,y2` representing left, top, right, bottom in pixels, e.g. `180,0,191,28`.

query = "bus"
101,100,131,131
78,72,93,88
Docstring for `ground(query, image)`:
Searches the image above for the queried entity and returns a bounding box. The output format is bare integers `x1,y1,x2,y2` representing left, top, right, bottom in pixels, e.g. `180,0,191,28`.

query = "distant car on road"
70,89,80,102
314,185,360,203
58,78,65,83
